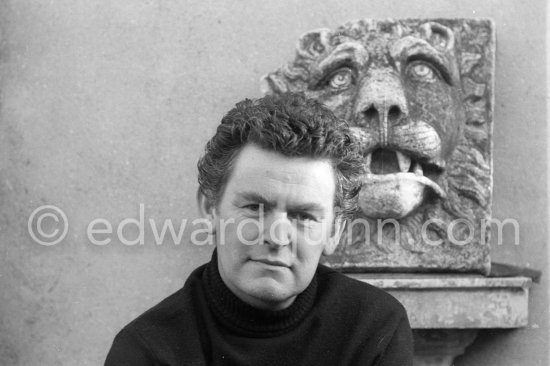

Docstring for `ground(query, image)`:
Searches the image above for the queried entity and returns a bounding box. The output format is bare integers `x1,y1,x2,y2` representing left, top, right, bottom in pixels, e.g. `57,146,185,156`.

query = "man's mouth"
251,258,292,268
359,148,446,219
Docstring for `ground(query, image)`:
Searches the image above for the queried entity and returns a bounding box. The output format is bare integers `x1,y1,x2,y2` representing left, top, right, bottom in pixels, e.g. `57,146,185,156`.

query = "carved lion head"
262,19,494,273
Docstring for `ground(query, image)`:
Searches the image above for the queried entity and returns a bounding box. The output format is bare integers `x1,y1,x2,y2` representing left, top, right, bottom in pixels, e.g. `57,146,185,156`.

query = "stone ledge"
347,274,532,329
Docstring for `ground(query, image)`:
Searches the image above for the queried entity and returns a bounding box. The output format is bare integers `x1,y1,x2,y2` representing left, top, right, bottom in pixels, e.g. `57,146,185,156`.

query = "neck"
202,249,318,336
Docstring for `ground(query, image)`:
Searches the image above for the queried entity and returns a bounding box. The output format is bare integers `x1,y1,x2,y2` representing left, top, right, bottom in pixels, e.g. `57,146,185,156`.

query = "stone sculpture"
262,19,494,273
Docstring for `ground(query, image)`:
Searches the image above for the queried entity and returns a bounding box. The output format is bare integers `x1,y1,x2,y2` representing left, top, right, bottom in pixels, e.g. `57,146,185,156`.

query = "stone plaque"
262,19,494,274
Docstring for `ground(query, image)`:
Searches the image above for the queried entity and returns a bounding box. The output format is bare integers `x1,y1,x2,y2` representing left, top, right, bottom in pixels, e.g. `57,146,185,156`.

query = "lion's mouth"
365,149,446,197
359,148,446,219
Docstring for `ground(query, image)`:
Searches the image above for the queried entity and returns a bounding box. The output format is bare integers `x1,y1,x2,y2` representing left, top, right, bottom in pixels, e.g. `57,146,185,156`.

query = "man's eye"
243,204,261,212
327,68,354,90
290,212,316,222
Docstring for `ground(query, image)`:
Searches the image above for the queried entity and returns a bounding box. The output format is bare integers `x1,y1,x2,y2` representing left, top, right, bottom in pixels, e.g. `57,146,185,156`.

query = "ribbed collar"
202,250,318,337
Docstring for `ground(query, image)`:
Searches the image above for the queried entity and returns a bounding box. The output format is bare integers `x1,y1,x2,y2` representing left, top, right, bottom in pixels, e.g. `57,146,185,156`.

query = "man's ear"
197,190,217,234
323,215,345,256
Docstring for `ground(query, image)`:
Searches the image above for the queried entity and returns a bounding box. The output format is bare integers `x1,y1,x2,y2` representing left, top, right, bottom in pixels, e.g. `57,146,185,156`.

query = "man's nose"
264,214,294,247
354,69,408,146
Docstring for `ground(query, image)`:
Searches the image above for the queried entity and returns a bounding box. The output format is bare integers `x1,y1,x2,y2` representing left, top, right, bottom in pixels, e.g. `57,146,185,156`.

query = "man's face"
202,144,341,311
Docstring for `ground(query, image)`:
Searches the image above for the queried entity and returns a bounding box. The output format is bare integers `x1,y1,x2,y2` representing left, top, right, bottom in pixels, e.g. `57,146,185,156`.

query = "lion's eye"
407,62,437,82
328,68,353,90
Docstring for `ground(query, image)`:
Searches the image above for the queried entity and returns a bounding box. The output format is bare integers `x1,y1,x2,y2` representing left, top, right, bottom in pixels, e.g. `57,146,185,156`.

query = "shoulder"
314,265,413,364
128,264,206,333
315,264,408,320
105,287,191,365
105,264,207,365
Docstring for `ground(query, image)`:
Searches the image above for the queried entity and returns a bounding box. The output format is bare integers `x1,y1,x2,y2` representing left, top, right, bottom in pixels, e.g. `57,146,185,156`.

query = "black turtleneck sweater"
105,252,413,366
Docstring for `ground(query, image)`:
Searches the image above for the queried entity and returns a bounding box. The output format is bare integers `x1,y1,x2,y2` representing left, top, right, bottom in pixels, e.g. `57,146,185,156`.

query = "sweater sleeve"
375,314,414,366
104,328,159,366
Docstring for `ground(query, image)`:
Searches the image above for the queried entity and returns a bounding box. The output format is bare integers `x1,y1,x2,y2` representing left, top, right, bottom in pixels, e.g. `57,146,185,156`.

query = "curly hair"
197,92,364,219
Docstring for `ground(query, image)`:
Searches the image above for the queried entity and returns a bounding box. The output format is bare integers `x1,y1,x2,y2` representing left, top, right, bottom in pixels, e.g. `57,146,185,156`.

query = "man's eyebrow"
235,192,273,205
288,202,326,213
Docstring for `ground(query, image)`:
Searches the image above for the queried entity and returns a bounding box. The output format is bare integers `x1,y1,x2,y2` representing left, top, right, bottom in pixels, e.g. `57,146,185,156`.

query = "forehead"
224,144,336,205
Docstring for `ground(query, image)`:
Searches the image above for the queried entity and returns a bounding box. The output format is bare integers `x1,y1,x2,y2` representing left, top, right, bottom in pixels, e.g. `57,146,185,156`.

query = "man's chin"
242,278,297,310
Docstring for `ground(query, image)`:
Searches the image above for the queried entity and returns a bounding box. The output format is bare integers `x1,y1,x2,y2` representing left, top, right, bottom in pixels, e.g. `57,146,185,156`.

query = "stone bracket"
347,274,532,365
413,329,478,366
348,274,531,328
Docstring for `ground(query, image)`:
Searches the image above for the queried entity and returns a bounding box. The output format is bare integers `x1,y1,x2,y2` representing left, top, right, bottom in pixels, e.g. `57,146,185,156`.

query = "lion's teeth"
413,161,423,176
364,153,372,173
396,151,411,172
435,158,446,169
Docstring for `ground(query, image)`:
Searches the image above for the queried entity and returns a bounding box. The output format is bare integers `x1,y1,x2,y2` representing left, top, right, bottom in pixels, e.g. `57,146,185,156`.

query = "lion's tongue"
360,174,426,219
359,173,446,219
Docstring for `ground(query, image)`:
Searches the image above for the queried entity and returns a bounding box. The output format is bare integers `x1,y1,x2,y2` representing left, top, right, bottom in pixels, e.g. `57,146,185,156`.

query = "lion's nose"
363,103,404,127
354,70,408,146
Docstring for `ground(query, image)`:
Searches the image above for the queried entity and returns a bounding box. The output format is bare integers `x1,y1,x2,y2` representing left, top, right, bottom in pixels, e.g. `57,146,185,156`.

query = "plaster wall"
0,0,547,365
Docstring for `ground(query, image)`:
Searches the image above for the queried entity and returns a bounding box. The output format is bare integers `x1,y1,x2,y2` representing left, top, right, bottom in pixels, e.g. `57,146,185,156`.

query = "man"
105,93,413,365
